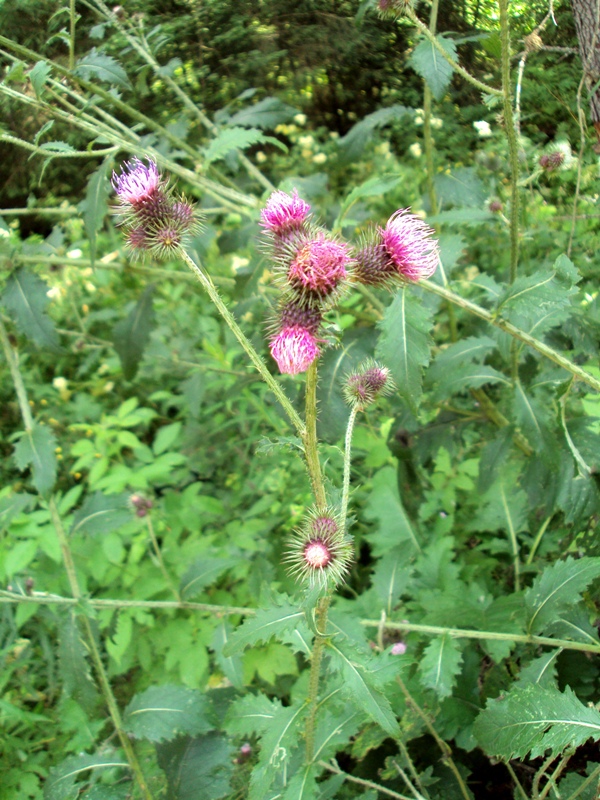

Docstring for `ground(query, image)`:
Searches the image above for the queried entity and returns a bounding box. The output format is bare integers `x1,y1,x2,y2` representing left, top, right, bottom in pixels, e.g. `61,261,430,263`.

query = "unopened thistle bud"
354,236,397,288
344,360,394,410
260,189,311,234
539,151,565,172
488,199,503,213
284,509,353,589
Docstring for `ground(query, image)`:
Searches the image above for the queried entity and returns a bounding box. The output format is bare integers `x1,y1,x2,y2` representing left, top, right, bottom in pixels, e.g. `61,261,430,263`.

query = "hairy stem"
146,515,181,602
341,406,358,528
0,317,34,430
69,0,76,70
179,248,305,436
305,595,331,762
304,360,327,510
319,760,414,800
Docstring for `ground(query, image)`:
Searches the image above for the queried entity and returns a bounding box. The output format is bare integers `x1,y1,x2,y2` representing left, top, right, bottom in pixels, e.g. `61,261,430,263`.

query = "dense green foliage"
1,1,600,799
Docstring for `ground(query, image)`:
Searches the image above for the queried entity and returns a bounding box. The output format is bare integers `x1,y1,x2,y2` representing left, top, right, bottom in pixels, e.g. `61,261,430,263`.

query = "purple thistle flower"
287,235,350,300
381,209,439,281
260,189,311,233
269,325,319,375
112,158,162,208
278,299,322,337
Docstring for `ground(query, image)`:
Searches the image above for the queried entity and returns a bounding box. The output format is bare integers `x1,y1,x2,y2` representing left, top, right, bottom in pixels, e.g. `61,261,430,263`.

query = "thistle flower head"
381,209,439,281
269,325,319,375
284,508,353,589
125,226,150,258
287,234,350,303
276,299,322,337
539,150,565,172
260,189,311,233
489,199,503,213
112,158,162,207
353,234,397,288
344,359,394,409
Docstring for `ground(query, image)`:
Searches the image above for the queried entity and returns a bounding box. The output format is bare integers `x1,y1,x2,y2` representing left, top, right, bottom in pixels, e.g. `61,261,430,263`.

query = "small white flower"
375,142,391,156
409,142,422,157
255,151,267,163
294,113,307,126
231,256,249,274
430,117,443,129
53,377,68,392
312,153,327,165
67,248,83,259
473,120,492,137
298,135,314,148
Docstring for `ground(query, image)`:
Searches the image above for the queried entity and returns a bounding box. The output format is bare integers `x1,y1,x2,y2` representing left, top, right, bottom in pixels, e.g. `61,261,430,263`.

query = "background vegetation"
1,0,600,799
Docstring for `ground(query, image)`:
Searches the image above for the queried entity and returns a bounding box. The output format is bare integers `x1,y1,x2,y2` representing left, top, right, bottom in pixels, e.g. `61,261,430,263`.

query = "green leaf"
156,732,234,800
515,651,560,690
180,556,238,600
2,268,61,351
13,423,57,495
409,35,457,99
478,427,514,494
0,493,35,532
429,363,508,402
364,466,420,556
371,546,412,615
498,269,578,336
58,611,99,712
311,706,363,762
78,157,113,267
228,96,297,129
112,285,155,381
281,765,320,800
223,601,305,656
203,127,277,165
123,685,213,742
153,421,182,455
376,287,434,412
70,492,131,536
434,167,486,208
223,693,282,737
74,49,132,88
467,474,528,539
212,621,244,690
328,640,400,737
525,556,600,636
427,336,497,384
419,635,463,699
247,702,305,800
39,141,77,154
44,752,128,800
335,174,401,228
29,60,51,98
547,607,600,645
338,104,411,160
474,684,600,760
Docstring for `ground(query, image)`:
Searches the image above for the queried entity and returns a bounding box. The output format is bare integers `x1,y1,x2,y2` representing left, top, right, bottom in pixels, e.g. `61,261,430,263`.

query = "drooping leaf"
434,167,486,208
474,684,600,760
44,752,128,800
58,611,99,712
228,96,297,129
419,635,463,699
2,268,61,351
364,466,421,556
13,423,57,496
429,363,509,403
29,60,51,98
70,492,131,536
525,556,600,636
123,685,213,742
78,157,113,267
409,35,457,99
156,732,234,800
376,287,434,412
112,285,155,380
180,556,238,600
328,639,400,737
338,104,411,160
223,601,305,656
203,127,279,166
74,49,132,88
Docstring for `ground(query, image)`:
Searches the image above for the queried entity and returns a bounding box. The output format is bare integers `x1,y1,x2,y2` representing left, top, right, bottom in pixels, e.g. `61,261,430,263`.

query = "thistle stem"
305,594,331,762
304,360,327,510
341,406,358,528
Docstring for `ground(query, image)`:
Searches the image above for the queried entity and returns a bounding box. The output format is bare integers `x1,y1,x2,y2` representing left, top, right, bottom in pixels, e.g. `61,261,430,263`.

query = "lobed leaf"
223,601,305,656
13,423,57,496
409,35,457,100
70,492,131,536
156,732,234,800
58,611,99,712
419,635,463,699
2,268,62,351
123,685,213,742
180,556,238,600
74,49,132,88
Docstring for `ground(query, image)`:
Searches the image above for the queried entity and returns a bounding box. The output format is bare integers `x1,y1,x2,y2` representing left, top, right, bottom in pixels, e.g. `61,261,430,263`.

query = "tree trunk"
571,0,600,140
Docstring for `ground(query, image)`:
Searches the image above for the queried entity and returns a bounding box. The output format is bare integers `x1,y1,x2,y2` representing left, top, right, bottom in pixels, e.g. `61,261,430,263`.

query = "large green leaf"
364,466,420,556
408,35,457,99
497,266,579,337
419,635,463,699
247,702,306,800
212,622,244,689
328,639,400,737
2,268,61,351
58,612,99,712
223,601,305,656
376,287,434,412
228,96,297,129
338,104,411,161
180,556,238,600
70,492,131,536
74,49,132,88
203,127,279,166
474,684,600,760
44,752,128,800
78,157,113,267
223,693,282,738
525,556,600,636
156,732,234,800
335,174,401,228
371,546,412,615
13,423,57,496
112,285,155,380
434,167,486,208
281,765,320,800
29,60,51,98
123,685,213,742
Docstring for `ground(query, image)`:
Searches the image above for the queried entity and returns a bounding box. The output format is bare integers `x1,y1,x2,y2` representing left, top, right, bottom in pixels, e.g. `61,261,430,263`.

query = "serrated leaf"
515,651,560,690
467,474,528,539
498,269,578,336
112,285,155,380
13,424,57,495
180,556,238,600
39,141,77,154
58,611,99,712
204,127,270,166
438,234,466,276
547,607,600,645
44,752,128,800
312,706,363,762
29,60,51,98
281,765,320,800
364,466,420,556
228,96,297,129
328,640,400,736
434,167,486,208
474,684,600,760
376,287,434,412
427,336,497,384
371,546,411,615
338,104,411,160
513,381,554,452
525,556,600,636
430,363,509,402
0,493,35,532
156,732,234,800
78,157,112,267
212,621,244,689
2,268,61,351
419,635,463,699
335,174,401,227
248,702,306,800
70,492,131,536
74,49,131,88
223,693,282,737
123,685,213,742
478,427,514,494
409,35,457,99
223,602,305,656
